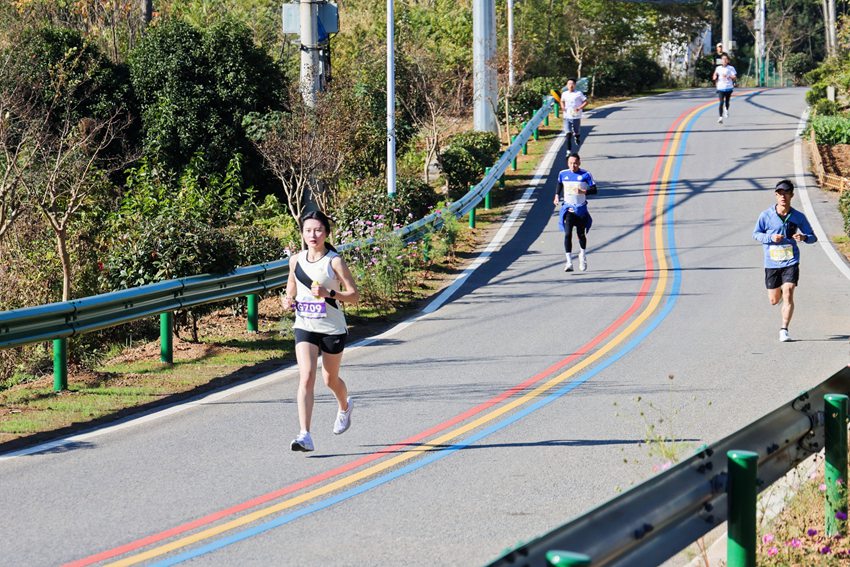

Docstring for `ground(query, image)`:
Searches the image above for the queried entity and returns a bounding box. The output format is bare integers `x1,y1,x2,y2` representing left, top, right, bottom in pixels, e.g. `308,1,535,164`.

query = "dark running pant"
563,211,587,254
717,90,732,116
565,118,581,151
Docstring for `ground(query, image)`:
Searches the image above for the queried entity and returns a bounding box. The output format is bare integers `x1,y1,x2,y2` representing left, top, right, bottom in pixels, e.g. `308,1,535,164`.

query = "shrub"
500,75,564,125
784,52,815,85
814,99,840,116
438,131,501,199
591,51,664,96
222,226,284,267
839,189,850,236
811,115,850,145
333,176,439,235
806,84,827,106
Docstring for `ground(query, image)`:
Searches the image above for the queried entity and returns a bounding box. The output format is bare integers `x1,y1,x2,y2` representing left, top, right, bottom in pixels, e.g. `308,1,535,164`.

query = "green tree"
129,17,286,181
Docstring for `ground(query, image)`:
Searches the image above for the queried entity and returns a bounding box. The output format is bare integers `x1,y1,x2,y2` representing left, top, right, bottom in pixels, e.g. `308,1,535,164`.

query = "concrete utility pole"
507,0,515,89
300,0,320,107
472,0,498,133
755,0,765,85
141,0,153,25
828,0,838,58
387,0,396,197
721,0,733,54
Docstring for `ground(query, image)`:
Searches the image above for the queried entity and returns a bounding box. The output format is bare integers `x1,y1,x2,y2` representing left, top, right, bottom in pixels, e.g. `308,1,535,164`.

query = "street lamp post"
387,0,396,198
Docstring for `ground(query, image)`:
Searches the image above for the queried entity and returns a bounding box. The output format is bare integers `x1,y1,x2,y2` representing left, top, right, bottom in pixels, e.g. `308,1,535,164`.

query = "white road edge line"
1,125,565,461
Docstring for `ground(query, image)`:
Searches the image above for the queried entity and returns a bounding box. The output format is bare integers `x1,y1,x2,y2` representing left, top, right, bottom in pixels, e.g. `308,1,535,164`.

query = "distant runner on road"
554,153,597,272
282,210,360,451
713,53,737,124
560,79,588,153
752,179,817,342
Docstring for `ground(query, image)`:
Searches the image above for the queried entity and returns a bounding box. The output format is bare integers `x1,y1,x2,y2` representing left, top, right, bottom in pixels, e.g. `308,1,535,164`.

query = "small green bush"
784,52,815,85
500,75,563,125
839,189,850,236
102,216,239,290
333,176,439,236
591,51,664,96
806,85,827,106
811,115,850,145
814,99,840,116
222,226,284,267
438,131,501,200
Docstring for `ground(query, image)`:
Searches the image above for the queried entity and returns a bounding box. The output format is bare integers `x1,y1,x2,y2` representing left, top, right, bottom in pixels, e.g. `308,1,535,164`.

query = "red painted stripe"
66,104,695,567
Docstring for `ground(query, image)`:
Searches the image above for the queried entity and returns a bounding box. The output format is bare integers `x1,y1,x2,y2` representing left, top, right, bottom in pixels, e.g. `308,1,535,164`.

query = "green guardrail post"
546,550,591,566
160,312,173,364
521,123,528,155
533,125,540,141
544,96,550,126
53,338,67,391
727,450,758,567
825,393,848,536
468,185,476,228
511,136,518,170
247,294,259,333
554,102,560,118
484,168,491,210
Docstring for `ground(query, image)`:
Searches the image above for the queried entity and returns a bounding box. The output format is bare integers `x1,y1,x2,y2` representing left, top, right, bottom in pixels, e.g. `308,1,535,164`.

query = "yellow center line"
108,104,709,567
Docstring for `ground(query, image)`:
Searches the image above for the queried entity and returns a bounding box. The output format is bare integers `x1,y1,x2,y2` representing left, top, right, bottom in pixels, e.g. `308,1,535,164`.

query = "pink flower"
767,546,779,556
762,534,775,544
788,538,802,548
820,483,828,492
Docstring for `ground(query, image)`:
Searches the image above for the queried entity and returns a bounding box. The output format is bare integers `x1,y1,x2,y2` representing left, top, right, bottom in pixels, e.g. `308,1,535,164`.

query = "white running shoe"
717,116,723,124
290,431,314,452
779,329,791,342
564,258,574,272
333,397,353,435
578,253,587,272
724,109,729,119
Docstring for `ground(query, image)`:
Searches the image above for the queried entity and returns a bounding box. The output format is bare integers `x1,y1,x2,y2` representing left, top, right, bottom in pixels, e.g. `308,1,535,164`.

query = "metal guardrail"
0,97,556,352
487,364,850,567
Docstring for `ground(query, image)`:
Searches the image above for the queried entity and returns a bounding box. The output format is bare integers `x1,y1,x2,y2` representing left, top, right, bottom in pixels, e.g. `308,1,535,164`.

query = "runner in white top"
560,79,588,153
282,210,360,452
713,53,737,124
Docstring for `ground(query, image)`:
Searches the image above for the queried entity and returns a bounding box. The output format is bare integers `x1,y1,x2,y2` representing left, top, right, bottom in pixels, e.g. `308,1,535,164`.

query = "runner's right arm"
281,255,298,310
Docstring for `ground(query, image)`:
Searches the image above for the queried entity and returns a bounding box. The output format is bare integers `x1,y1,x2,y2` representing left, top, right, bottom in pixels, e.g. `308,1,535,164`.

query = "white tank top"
293,250,347,335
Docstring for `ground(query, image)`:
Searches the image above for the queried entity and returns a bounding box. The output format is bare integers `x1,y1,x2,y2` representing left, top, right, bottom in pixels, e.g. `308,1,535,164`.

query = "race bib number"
568,107,580,118
296,298,327,319
562,181,583,196
769,244,794,262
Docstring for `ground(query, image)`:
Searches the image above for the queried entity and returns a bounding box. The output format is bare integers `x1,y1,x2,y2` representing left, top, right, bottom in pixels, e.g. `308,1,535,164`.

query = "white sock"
579,248,586,257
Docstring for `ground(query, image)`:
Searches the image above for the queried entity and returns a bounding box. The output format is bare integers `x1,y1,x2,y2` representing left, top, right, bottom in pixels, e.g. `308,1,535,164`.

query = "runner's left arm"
793,214,818,244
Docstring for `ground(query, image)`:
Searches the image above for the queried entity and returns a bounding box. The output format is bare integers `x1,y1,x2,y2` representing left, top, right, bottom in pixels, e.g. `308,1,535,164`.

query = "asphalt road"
1,88,848,567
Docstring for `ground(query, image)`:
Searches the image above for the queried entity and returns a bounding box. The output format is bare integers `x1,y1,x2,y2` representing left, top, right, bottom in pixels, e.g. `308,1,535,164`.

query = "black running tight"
717,91,732,116
563,211,587,253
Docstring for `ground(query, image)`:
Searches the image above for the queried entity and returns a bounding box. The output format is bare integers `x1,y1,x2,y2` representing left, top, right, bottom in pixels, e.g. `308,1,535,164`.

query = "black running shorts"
765,264,800,289
294,329,347,354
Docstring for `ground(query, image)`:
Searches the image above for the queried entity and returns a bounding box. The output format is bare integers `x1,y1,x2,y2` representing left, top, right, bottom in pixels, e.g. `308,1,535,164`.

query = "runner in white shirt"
712,53,737,124
560,79,588,152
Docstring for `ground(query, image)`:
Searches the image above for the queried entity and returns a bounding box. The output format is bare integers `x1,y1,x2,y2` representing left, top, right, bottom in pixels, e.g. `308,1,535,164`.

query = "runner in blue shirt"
553,153,597,272
752,179,817,342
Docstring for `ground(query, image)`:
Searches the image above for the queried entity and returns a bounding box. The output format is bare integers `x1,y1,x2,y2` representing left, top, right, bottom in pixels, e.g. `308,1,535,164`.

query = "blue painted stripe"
149,104,712,567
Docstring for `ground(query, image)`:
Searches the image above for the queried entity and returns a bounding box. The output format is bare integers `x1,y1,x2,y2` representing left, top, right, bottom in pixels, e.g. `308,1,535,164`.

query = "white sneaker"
333,397,352,435
717,116,723,124
724,109,729,119
578,253,587,272
779,329,791,342
290,431,314,452
564,258,574,272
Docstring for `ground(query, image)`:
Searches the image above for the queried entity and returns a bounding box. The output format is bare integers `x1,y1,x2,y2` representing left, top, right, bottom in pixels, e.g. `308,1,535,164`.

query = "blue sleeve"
753,212,772,244
797,213,818,244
